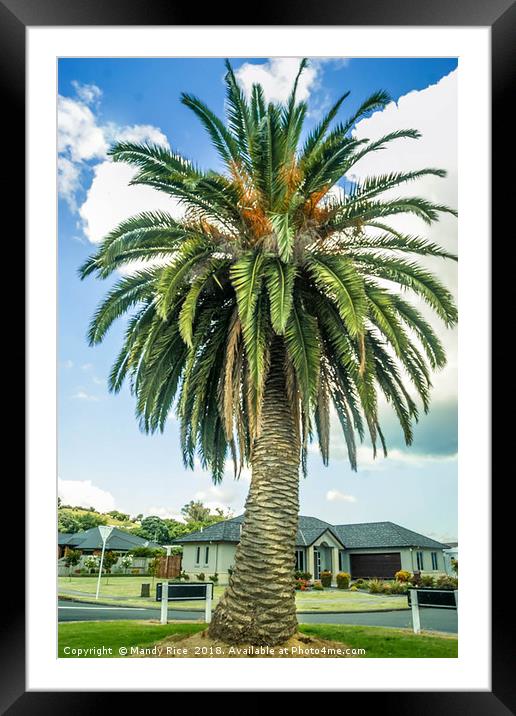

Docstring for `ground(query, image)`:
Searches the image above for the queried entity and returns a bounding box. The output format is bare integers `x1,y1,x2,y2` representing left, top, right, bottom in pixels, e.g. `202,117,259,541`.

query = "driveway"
58,599,457,633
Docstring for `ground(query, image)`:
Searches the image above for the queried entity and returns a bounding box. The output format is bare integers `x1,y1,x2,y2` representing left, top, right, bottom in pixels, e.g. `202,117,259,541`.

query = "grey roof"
334,522,448,549
172,515,447,550
171,514,342,546
57,526,161,551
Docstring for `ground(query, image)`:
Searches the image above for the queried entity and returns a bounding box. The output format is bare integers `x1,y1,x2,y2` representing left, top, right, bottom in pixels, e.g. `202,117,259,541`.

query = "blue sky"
58,57,458,541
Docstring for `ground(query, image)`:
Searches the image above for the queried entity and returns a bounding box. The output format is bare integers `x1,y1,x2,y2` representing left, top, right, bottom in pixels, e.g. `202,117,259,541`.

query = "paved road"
58,600,457,633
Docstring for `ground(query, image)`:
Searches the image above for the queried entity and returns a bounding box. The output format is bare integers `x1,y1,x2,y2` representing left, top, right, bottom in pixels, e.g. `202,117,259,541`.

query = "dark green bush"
320,571,332,587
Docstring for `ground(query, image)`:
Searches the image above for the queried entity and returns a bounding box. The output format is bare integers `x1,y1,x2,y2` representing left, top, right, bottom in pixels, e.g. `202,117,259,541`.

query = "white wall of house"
180,541,448,584
182,542,238,584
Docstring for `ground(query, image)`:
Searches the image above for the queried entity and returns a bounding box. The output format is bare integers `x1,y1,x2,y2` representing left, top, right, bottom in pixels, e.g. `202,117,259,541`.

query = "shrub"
102,550,119,574
320,571,332,588
367,579,389,594
131,568,141,575
83,555,100,573
312,580,324,591
64,548,82,573
436,575,458,590
120,555,133,572
177,571,190,581
395,570,411,583
208,573,218,584
349,585,358,592
128,546,166,558
420,575,435,588
294,570,312,581
196,573,206,581
451,558,458,574
295,578,310,591
336,572,350,589
227,566,233,577
389,580,409,594
352,579,366,589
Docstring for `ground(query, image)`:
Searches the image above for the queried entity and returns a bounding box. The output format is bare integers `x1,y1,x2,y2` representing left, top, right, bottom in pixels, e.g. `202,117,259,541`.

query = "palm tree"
80,60,457,645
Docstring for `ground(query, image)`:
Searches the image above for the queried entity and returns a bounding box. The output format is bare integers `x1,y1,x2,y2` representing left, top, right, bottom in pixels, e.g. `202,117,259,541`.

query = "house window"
204,546,210,565
431,552,438,570
295,549,305,572
338,550,346,572
195,546,200,565
416,551,424,570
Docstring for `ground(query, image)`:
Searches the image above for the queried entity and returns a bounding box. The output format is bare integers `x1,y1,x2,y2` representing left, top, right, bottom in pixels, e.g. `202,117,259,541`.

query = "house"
58,526,160,556
171,515,449,585
57,526,161,575
443,542,458,575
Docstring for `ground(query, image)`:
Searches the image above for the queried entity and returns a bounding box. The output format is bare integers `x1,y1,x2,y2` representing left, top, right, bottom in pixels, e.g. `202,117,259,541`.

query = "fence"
155,554,182,578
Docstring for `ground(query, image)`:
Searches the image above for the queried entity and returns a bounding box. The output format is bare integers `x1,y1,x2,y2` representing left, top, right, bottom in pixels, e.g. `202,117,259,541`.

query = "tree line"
57,498,232,545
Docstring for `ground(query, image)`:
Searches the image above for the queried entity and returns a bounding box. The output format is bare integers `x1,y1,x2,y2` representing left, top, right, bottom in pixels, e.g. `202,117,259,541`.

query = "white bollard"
205,583,212,624
160,581,169,625
410,589,421,634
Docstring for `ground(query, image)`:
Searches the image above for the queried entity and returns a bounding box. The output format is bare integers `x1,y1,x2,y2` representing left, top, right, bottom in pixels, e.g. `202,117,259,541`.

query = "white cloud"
328,70,459,465
326,490,357,503
193,484,243,514
58,157,83,210
353,446,457,470
58,478,116,512
71,80,102,105
79,162,183,249
235,58,319,103
104,122,168,147
61,359,74,369
349,70,458,407
144,506,186,522
58,95,107,163
58,84,172,224
71,388,100,402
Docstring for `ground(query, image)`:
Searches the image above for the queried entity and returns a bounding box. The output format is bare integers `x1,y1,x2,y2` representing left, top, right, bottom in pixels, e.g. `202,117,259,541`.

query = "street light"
95,525,114,600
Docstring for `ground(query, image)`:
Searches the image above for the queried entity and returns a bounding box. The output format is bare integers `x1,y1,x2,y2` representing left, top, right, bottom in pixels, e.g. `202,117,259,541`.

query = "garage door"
350,553,401,579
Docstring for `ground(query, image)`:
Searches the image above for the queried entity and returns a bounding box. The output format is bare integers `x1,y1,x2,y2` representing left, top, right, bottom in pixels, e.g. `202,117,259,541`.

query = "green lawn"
299,624,458,658
58,576,407,612
58,620,457,658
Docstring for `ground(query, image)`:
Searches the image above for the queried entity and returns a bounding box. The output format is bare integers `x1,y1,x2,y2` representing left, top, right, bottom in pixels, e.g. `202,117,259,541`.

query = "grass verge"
58,620,457,658
58,577,408,612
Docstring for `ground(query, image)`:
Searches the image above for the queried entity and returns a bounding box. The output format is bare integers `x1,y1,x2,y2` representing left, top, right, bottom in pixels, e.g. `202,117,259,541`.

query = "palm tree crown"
81,59,457,483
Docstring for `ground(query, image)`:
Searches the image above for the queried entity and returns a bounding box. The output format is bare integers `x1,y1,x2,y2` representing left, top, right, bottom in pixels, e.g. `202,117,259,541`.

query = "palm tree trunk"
208,347,300,646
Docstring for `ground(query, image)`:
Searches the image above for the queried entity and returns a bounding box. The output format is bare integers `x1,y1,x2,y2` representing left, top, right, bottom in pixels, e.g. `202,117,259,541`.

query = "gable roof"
58,526,161,551
334,522,447,549
172,516,447,549
171,515,343,546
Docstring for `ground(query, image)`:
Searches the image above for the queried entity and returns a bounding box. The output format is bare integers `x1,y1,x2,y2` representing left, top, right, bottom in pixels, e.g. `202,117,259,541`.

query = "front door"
313,547,321,579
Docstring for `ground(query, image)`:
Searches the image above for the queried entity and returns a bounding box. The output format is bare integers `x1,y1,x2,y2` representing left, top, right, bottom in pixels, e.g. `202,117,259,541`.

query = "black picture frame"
5,0,508,709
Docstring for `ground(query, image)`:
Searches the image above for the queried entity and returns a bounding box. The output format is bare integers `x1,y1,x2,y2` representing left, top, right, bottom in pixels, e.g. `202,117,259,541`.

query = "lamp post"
96,525,114,600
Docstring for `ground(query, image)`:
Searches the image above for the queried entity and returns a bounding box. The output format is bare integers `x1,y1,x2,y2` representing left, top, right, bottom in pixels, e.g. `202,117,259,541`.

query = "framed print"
4,0,510,709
